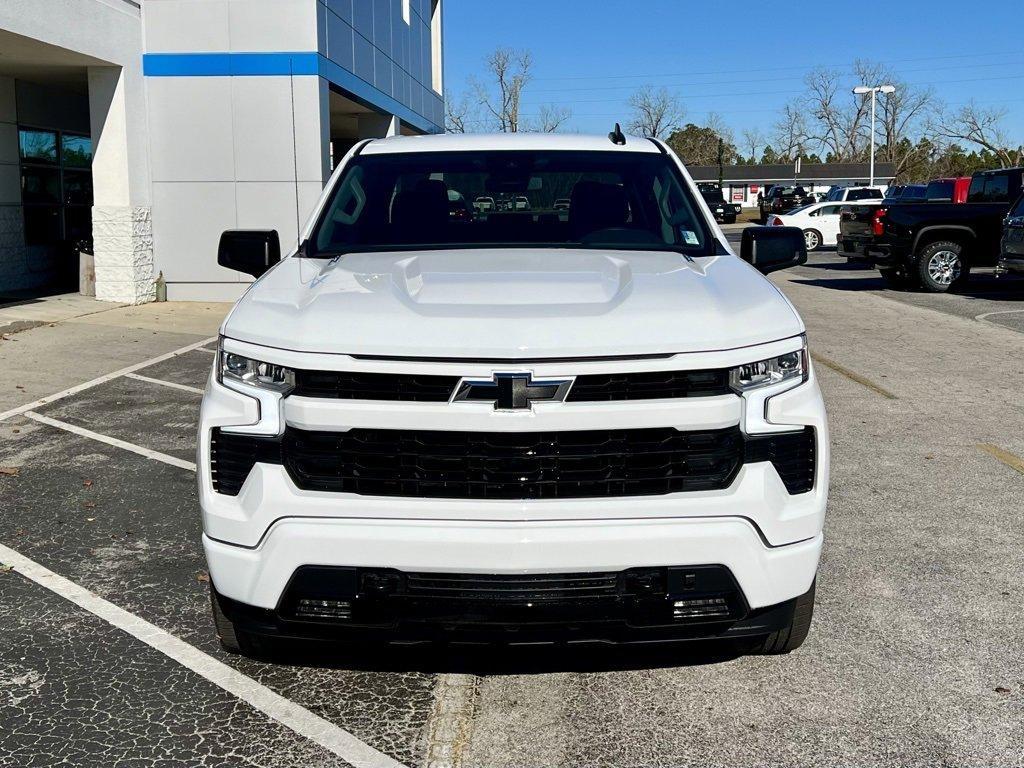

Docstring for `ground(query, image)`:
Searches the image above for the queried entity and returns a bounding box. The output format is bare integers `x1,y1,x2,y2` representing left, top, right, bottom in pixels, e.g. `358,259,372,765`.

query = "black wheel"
915,240,969,293
210,584,242,654
802,229,822,252
754,580,815,654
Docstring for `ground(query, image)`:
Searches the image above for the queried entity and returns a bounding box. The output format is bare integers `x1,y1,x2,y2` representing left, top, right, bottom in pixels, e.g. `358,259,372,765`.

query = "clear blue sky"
443,0,1024,148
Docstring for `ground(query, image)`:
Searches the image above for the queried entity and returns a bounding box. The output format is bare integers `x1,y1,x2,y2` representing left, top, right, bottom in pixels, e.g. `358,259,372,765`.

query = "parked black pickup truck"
759,185,814,224
838,167,1024,291
699,187,739,224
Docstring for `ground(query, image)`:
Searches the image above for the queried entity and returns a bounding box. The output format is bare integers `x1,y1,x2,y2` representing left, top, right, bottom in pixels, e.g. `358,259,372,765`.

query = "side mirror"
740,226,807,274
218,230,281,278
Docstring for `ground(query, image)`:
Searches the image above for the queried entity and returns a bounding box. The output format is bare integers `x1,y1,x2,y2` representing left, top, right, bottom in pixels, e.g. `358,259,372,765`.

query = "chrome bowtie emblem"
452,372,574,411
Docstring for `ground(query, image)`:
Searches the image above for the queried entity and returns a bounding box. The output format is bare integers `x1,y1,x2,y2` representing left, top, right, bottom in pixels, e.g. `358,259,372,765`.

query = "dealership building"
0,0,444,303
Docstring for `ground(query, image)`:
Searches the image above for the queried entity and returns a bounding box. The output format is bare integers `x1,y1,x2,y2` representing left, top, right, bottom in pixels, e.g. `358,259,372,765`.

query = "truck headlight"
218,348,295,394
729,343,807,392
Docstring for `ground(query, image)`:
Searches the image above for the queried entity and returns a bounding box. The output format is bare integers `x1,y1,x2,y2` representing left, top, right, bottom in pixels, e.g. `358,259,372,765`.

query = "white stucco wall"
0,0,152,303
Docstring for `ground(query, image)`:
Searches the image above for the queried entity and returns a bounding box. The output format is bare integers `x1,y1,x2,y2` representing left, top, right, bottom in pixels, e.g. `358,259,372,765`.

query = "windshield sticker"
681,230,699,245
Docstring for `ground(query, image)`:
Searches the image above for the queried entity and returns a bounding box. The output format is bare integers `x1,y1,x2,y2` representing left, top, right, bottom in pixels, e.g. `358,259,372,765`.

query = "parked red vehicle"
925,177,971,203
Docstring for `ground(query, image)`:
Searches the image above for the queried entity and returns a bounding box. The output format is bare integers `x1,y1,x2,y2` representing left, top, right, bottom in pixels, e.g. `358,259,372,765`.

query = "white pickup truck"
200,132,829,656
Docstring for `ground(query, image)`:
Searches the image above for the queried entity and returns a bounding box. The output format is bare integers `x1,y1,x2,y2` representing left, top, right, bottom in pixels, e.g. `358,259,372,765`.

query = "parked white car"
202,132,829,657
769,200,876,251
824,185,886,203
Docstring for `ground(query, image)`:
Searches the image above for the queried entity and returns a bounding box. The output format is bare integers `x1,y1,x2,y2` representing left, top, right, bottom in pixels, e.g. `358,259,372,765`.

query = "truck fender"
911,225,976,255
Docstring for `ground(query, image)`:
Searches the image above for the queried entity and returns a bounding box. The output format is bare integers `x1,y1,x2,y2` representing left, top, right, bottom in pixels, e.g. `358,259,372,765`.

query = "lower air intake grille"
745,427,816,494
404,571,622,601
209,430,281,496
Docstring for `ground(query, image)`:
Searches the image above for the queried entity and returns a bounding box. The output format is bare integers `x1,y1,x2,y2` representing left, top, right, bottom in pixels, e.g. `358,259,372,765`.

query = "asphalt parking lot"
1,255,1023,767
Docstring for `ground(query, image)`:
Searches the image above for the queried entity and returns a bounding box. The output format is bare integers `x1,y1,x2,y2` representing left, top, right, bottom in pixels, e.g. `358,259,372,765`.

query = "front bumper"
199,336,829,634
207,519,821,644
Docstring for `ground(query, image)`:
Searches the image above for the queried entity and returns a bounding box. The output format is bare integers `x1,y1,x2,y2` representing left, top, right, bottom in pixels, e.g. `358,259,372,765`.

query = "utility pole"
853,84,896,187
717,138,724,189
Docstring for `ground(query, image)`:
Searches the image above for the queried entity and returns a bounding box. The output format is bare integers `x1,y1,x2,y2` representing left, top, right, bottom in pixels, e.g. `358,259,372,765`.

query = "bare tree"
851,61,936,180
444,89,471,134
795,67,870,161
740,127,765,162
473,48,532,132
627,86,683,139
773,101,809,161
535,103,572,133
934,102,1024,168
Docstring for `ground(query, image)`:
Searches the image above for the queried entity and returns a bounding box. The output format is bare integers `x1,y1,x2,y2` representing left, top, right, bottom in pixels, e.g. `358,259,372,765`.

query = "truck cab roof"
360,132,662,155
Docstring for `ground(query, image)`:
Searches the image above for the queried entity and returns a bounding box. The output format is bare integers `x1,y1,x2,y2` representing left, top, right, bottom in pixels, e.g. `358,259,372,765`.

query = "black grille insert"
210,425,815,498
290,368,730,401
566,369,730,401
293,370,458,401
283,426,745,499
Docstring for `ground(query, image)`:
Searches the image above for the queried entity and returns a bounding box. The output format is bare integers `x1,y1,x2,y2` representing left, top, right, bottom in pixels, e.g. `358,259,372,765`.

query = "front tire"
915,240,969,293
802,229,822,251
754,580,815,654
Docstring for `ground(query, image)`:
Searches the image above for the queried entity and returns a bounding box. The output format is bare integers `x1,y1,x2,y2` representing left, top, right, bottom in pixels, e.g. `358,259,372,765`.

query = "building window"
19,128,93,247
430,0,442,94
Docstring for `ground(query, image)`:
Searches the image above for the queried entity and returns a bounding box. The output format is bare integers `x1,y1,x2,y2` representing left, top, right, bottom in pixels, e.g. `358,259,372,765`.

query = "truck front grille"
210,426,815,499
283,426,745,499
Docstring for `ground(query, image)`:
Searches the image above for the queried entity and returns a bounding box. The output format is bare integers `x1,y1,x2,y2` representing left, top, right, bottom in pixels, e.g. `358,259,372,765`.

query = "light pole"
853,84,895,187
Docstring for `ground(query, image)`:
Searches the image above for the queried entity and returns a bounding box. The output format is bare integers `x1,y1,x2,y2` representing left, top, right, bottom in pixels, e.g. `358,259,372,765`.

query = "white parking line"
24,411,197,472
0,336,218,422
975,308,1024,329
0,542,409,768
125,372,206,395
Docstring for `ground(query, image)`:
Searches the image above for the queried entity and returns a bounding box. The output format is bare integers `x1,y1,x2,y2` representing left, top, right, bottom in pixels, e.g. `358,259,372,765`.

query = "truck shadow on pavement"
251,639,744,675
792,260,1024,300
793,275,1024,299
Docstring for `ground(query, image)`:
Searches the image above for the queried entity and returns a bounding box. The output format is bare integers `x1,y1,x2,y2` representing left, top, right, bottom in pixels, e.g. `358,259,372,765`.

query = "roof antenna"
608,122,626,145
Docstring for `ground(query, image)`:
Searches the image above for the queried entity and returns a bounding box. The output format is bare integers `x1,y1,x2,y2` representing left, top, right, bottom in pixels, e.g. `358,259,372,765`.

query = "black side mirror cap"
218,230,281,278
740,226,807,274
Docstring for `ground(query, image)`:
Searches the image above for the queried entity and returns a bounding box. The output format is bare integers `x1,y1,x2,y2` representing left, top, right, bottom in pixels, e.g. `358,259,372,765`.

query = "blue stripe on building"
143,52,320,77
141,52,441,134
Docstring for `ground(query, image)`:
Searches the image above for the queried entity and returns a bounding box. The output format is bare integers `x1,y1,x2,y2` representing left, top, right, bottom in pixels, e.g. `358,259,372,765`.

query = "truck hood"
223,249,803,358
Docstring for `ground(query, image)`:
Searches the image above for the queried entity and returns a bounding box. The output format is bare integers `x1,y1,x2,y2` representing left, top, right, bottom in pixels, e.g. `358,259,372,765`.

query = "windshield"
310,150,712,256
847,188,882,200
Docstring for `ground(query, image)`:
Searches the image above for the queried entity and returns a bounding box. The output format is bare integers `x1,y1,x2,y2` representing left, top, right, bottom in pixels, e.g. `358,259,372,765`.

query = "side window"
984,174,1010,202
315,167,367,250
820,205,841,217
